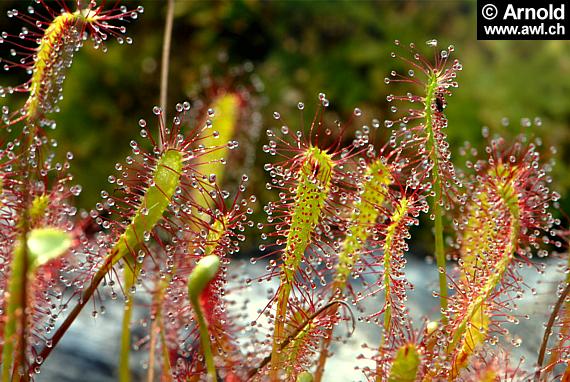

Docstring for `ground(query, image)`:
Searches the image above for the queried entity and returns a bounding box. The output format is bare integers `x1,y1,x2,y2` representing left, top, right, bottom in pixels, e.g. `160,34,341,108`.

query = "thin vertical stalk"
2,242,27,382
424,74,448,324
376,198,411,382
147,278,169,382
545,254,570,373
192,299,217,380
160,0,175,123
119,266,136,382
536,281,570,381
159,322,172,381
187,255,221,382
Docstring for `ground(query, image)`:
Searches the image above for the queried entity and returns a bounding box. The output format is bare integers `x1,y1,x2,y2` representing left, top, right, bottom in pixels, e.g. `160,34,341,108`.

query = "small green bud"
187,255,220,302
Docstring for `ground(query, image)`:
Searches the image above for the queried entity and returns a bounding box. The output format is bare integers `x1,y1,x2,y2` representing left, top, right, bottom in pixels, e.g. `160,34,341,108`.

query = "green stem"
271,282,292,375
186,229,225,381
190,295,217,380
159,322,172,381
433,194,447,322
148,277,171,382
424,74,448,324
2,243,26,382
119,266,136,382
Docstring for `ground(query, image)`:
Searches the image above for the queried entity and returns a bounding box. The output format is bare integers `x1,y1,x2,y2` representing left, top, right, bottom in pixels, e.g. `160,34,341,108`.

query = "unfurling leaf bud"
187,255,221,302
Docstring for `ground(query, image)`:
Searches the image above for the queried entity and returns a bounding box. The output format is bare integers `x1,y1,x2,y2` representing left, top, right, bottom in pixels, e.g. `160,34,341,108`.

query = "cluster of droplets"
159,187,257,380
0,147,102,365
459,136,559,255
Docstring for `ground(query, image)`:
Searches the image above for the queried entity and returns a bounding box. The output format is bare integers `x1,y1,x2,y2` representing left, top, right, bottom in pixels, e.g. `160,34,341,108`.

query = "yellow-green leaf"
297,371,313,382
27,227,72,270
388,343,420,382
454,305,489,375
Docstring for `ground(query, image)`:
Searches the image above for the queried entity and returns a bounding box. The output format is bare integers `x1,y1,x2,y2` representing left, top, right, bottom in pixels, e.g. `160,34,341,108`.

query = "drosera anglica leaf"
113,148,183,266
259,98,365,380
29,102,235,373
385,40,464,324
195,93,240,188
440,136,559,379
0,1,143,128
270,145,335,378
334,159,392,289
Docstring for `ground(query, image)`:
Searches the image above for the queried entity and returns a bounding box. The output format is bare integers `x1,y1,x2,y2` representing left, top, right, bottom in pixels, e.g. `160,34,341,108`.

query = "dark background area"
0,0,568,223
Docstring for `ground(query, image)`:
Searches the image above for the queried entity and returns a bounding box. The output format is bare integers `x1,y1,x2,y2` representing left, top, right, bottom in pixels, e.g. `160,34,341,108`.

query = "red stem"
535,280,570,381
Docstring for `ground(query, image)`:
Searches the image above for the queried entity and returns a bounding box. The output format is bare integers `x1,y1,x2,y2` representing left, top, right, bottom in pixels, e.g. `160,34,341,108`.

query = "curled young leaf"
187,255,221,302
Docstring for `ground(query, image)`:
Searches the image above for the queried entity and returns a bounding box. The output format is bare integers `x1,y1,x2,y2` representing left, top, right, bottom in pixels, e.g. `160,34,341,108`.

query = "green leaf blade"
27,227,72,270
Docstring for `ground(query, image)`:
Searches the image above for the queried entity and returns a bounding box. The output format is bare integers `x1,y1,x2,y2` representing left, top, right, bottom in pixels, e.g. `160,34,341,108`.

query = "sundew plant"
0,1,569,382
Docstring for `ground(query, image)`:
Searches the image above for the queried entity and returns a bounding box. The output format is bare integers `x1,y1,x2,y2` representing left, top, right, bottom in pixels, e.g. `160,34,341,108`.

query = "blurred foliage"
0,0,568,221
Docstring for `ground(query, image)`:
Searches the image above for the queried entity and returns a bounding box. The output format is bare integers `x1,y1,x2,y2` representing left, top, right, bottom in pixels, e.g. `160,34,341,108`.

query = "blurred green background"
0,0,569,215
